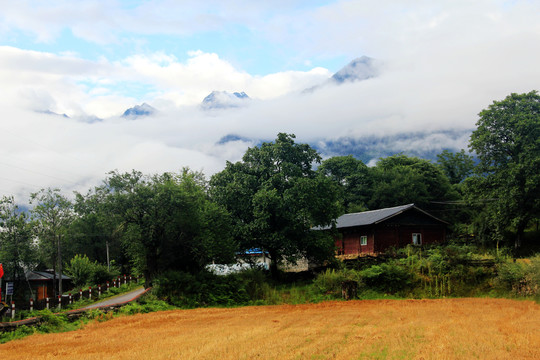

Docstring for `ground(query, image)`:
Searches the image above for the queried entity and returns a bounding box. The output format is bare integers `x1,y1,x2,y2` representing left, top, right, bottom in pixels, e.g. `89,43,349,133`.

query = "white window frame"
360,235,367,246
412,233,422,245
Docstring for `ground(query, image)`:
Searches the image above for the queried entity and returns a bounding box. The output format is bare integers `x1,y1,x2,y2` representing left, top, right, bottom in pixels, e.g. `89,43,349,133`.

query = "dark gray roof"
26,271,71,281
320,204,447,230
336,204,415,228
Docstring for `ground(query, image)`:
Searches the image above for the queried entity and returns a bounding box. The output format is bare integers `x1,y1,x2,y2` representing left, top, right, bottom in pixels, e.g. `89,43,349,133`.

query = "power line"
1,127,91,182
0,176,44,190
0,161,78,185
430,199,497,205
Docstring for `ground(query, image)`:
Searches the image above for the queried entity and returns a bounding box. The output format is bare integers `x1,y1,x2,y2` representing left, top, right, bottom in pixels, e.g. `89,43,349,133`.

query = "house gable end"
378,208,448,226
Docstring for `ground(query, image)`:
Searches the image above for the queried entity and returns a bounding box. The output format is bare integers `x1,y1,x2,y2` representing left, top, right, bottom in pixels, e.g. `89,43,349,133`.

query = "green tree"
71,188,125,272
65,254,94,288
468,91,540,249
0,196,37,299
30,188,74,296
210,133,342,278
317,155,371,212
368,155,457,212
65,254,119,288
98,169,235,287
436,149,475,185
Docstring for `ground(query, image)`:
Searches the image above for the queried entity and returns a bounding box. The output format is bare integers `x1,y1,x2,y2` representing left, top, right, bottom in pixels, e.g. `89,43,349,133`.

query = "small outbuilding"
3,270,72,302
331,204,448,256
26,270,72,300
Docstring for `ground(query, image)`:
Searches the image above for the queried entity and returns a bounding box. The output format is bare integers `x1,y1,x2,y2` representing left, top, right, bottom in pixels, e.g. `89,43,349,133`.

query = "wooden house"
332,204,447,256
27,271,72,300
4,271,72,302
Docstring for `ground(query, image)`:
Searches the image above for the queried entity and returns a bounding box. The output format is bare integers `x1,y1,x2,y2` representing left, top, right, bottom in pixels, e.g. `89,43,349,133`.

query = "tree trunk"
268,249,280,280
515,222,526,250
52,256,57,299
512,220,528,259
144,251,158,288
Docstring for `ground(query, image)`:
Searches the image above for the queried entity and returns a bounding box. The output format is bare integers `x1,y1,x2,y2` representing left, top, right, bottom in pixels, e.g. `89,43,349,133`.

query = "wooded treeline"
1,91,539,297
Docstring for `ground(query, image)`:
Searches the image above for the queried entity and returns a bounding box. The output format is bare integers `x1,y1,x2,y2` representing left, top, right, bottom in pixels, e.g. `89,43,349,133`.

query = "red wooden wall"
335,224,446,256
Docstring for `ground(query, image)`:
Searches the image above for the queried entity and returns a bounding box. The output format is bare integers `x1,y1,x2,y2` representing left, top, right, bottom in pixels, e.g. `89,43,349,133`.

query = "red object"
0,263,3,302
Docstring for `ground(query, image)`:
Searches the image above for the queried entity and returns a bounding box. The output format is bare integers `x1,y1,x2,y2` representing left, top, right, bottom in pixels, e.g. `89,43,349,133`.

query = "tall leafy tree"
0,196,37,299
368,155,458,216
30,188,74,296
436,149,475,185
468,91,540,249
317,155,371,212
71,188,125,272
210,133,342,277
99,169,235,287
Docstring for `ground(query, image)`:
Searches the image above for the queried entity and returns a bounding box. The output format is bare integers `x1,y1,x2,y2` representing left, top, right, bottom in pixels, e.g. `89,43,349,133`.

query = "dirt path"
81,286,147,309
1,298,539,359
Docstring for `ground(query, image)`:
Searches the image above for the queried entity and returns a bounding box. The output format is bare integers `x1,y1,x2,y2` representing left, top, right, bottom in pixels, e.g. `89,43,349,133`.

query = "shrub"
65,254,94,288
154,269,265,307
0,325,35,344
91,262,120,285
495,256,540,296
66,254,120,288
359,262,415,294
37,310,72,333
313,268,362,297
119,296,175,315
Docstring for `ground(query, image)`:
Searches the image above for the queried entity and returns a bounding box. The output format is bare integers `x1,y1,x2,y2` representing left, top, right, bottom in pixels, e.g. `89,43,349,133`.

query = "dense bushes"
65,254,120,288
151,245,539,306
314,262,414,297
396,244,494,296
494,255,540,297
313,268,362,296
312,245,539,299
360,262,414,294
154,269,271,307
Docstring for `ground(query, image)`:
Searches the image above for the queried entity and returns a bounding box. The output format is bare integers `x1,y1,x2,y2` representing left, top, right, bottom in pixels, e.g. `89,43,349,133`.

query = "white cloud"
1,1,539,203
0,45,331,116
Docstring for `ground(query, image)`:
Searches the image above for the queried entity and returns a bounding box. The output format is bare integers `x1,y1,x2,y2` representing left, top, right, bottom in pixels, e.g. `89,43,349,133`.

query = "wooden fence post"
46,297,50,310
57,295,62,310
11,302,15,319
29,298,34,312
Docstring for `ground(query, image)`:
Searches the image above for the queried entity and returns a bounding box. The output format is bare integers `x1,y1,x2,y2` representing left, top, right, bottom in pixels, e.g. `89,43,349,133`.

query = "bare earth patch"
1,298,539,359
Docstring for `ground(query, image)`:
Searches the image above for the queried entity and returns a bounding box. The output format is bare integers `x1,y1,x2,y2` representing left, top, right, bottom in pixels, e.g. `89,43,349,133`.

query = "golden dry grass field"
1,298,539,360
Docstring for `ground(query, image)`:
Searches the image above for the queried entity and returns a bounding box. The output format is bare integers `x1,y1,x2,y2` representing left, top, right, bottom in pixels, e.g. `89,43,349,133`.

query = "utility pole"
58,234,63,295
106,240,110,271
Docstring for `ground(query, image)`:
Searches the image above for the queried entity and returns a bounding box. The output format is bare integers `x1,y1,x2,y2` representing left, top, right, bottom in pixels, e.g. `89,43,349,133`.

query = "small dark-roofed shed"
24,271,71,301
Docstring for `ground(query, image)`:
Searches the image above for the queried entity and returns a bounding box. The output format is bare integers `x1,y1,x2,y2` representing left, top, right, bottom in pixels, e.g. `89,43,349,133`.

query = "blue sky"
0,0,539,201
1,1,347,75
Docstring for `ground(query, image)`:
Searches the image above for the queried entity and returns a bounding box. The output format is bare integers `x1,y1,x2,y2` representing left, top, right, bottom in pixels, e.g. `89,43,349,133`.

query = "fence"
0,286,151,332
5,275,141,314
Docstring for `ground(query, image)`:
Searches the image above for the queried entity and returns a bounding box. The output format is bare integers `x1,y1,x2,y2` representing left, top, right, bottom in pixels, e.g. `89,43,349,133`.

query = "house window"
360,235,367,246
412,233,422,245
